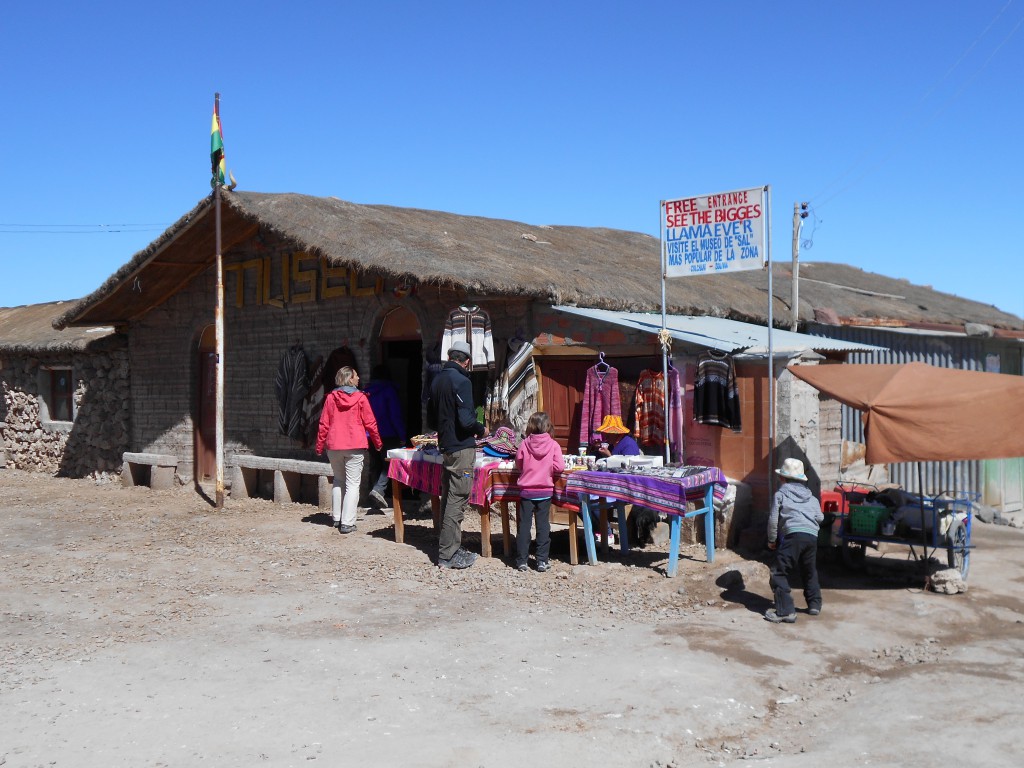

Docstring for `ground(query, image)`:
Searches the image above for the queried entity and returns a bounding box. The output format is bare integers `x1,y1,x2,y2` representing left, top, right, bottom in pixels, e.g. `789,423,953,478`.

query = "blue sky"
2,1,1021,321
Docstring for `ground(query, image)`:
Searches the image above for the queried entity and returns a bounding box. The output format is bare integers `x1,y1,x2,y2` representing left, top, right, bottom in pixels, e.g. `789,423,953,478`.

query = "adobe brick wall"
125,226,832,521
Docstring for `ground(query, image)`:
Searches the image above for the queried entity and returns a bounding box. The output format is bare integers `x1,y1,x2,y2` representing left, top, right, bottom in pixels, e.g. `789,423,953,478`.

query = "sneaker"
338,524,356,534
439,548,478,570
764,609,797,624
515,563,528,572
368,489,388,508
808,607,821,616
536,561,550,573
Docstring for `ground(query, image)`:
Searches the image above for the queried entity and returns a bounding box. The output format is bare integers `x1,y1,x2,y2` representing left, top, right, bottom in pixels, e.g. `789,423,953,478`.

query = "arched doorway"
195,326,217,481
378,307,423,437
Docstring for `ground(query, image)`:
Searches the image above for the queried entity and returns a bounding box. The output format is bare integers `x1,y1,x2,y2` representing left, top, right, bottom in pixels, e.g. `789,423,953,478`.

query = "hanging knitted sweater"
694,351,742,431
440,304,495,371
634,369,667,447
579,363,621,447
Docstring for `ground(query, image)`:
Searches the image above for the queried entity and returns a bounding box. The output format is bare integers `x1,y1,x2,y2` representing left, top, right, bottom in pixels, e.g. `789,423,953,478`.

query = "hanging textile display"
694,351,742,431
275,344,310,441
302,354,325,449
440,304,496,372
504,340,537,432
484,338,514,430
579,354,621,448
633,368,672,448
668,362,684,461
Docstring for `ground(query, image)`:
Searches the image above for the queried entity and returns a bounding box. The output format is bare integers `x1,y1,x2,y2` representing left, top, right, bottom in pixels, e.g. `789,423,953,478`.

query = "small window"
48,368,74,422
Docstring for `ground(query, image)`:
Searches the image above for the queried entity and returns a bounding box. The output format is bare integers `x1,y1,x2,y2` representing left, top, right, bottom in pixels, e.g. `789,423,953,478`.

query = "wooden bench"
229,454,333,509
121,452,178,490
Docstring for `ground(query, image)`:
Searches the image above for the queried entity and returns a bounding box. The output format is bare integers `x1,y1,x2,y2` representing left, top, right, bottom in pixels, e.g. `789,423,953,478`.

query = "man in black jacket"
428,340,485,569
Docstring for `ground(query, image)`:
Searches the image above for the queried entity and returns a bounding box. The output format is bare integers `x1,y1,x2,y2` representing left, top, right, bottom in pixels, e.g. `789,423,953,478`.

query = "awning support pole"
659,201,671,464
766,185,775,504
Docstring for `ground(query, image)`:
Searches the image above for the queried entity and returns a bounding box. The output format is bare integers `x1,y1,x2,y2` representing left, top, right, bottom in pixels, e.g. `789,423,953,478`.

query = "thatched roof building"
53,191,1022,334
1,301,120,353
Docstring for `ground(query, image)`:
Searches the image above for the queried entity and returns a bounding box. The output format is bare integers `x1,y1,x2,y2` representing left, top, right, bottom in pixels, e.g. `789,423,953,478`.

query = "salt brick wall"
128,231,557,481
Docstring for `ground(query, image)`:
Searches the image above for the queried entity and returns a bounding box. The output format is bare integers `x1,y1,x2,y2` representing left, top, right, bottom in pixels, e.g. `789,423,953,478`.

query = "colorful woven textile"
472,468,581,512
633,369,667,446
564,466,726,517
387,457,443,495
387,458,581,512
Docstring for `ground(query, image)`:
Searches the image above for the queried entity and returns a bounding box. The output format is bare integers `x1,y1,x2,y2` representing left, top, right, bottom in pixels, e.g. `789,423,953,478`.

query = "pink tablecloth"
387,458,581,511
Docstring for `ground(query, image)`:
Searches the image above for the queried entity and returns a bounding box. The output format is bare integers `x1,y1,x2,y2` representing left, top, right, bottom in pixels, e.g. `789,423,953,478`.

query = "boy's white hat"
775,457,808,482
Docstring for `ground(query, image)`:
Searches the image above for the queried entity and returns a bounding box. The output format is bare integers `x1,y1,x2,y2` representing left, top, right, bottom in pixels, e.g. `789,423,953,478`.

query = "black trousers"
516,497,552,568
770,532,821,616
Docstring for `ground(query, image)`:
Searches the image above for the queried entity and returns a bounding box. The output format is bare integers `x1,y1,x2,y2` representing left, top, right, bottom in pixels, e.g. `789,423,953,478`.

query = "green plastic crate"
848,504,889,536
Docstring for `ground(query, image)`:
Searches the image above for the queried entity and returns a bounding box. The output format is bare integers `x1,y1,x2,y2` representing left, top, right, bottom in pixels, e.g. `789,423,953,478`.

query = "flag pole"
213,93,226,508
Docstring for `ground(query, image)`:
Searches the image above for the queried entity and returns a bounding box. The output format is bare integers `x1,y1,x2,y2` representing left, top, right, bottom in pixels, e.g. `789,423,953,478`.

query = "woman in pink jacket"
316,367,382,534
514,412,565,572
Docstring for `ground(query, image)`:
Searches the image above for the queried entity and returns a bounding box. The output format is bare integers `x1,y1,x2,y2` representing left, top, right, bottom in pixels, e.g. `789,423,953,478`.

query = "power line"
0,224,168,234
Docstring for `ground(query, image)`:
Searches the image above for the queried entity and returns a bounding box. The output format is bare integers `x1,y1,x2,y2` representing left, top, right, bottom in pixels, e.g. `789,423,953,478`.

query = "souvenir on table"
478,426,521,458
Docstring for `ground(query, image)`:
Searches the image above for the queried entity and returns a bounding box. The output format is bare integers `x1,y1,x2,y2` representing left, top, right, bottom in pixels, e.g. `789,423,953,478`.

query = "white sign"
662,186,767,277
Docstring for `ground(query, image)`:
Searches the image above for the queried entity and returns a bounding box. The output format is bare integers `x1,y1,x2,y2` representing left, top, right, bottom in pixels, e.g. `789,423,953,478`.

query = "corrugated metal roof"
553,306,885,356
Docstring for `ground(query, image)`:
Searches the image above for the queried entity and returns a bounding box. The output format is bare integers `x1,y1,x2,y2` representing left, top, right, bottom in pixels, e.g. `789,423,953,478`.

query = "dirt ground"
1,469,1022,768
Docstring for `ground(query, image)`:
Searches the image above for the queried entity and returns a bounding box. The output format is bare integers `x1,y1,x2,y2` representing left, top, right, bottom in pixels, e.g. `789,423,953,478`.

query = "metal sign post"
661,185,770,484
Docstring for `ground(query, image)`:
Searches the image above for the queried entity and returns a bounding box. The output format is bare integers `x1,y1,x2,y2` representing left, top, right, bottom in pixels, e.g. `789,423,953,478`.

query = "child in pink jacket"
514,412,566,572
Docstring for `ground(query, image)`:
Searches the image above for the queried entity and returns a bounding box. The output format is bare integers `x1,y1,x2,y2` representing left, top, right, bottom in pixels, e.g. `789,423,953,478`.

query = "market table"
387,457,583,560
564,466,728,577
474,467,583,564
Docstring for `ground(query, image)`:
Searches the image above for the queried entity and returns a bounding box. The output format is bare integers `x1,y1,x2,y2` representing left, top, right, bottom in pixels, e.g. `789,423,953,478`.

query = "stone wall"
776,363,843,496
0,344,130,478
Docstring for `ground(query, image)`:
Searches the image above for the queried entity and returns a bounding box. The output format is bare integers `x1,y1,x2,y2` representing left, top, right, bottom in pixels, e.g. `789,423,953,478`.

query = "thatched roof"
0,301,122,354
54,190,1023,333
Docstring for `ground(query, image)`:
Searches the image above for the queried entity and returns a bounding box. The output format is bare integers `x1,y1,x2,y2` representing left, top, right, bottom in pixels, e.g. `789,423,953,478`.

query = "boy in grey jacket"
765,458,824,623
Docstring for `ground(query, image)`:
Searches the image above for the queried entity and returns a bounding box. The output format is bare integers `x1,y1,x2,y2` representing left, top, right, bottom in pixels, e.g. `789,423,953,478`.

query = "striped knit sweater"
440,305,495,371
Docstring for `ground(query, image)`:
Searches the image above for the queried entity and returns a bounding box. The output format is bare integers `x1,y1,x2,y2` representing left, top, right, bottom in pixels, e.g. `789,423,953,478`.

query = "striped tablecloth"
387,458,581,511
472,468,582,512
564,466,727,517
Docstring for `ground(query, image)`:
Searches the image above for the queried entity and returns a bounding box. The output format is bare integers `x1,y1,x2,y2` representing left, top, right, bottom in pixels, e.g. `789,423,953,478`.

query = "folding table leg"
703,485,716,563
580,497,598,565
667,515,682,577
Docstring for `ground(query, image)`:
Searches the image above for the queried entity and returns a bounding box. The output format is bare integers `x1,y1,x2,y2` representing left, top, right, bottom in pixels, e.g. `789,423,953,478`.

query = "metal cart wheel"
946,521,970,580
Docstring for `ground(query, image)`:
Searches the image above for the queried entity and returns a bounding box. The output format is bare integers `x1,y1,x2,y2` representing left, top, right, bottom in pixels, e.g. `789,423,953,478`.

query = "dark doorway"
381,339,423,437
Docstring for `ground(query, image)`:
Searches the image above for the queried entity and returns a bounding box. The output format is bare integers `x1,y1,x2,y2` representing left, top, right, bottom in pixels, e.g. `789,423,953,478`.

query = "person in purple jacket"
514,412,566,572
365,364,407,508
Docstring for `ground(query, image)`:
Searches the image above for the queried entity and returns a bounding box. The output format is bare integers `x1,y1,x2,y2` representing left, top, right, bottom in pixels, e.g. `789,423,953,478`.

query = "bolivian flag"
211,102,226,185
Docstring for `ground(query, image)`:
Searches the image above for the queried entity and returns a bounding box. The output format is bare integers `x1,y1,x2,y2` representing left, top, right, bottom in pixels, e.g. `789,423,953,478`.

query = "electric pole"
790,202,808,331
